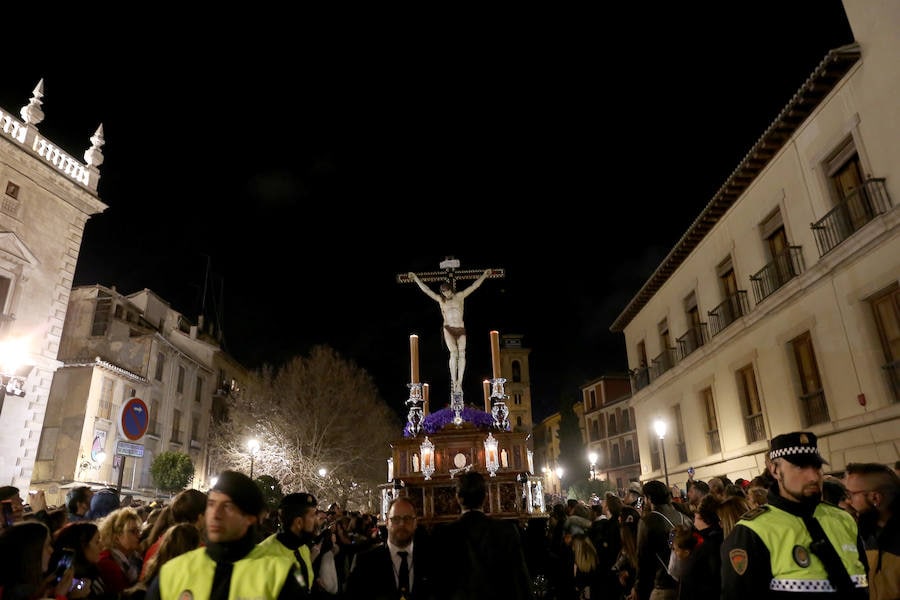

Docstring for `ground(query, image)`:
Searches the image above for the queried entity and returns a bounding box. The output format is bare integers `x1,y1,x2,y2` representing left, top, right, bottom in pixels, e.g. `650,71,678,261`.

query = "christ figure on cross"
408,268,492,393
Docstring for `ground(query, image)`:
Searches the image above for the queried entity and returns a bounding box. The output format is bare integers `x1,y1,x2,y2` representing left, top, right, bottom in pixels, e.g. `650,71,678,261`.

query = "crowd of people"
1,432,897,600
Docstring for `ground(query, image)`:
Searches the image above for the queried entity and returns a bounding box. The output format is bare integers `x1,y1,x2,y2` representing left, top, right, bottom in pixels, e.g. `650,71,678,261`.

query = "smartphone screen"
55,548,75,582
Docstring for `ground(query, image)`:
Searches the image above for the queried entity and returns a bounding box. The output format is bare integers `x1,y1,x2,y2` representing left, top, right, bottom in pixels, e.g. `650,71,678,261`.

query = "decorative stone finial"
20,79,45,126
84,124,105,168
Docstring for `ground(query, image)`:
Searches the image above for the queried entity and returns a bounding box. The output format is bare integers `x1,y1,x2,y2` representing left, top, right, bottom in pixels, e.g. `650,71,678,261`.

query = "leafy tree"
208,345,402,512
150,451,194,493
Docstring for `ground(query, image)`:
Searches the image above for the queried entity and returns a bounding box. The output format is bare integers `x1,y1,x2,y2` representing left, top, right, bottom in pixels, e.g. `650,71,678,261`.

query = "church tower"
498,333,534,435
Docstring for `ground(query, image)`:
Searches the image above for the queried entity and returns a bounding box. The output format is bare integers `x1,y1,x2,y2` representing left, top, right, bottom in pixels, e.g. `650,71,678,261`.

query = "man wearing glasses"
345,497,430,600
843,462,899,600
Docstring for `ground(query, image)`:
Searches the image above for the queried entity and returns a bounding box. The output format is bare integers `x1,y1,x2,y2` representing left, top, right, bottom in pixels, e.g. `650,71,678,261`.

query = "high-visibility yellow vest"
738,502,868,592
257,533,313,589
158,544,296,600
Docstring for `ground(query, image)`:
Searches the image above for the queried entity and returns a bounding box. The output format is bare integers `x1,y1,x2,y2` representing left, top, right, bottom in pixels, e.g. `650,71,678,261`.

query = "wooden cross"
396,256,505,292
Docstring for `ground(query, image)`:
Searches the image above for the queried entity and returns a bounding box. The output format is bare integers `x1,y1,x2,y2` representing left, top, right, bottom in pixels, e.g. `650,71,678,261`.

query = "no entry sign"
120,397,149,441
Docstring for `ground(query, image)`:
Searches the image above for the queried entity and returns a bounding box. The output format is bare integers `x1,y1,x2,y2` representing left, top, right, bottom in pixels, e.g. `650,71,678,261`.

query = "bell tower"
498,334,534,435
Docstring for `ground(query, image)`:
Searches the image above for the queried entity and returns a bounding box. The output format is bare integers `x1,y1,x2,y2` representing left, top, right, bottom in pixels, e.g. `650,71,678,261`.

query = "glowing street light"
653,418,669,487
247,438,260,479
588,452,598,480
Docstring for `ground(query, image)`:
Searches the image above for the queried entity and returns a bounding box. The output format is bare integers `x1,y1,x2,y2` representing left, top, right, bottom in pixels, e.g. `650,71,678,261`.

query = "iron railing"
745,412,766,443
706,429,721,454
811,178,892,256
676,441,687,463
632,367,650,392
650,348,677,379
883,358,900,403
676,323,708,361
800,390,830,426
750,246,804,303
709,291,750,336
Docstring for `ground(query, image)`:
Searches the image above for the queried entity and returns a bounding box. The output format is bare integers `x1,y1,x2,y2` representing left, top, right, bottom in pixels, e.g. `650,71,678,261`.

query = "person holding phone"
52,521,112,599
0,520,75,600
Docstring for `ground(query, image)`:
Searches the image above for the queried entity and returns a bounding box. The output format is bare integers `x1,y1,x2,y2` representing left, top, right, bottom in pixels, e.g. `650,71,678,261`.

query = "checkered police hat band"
770,446,820,460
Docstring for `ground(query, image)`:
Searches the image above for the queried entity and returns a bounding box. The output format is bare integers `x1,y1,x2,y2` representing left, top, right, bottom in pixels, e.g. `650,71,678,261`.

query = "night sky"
0,3,854,421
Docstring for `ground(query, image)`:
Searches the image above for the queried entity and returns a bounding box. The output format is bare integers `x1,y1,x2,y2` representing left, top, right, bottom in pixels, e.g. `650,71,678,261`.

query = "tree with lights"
208,345,401,512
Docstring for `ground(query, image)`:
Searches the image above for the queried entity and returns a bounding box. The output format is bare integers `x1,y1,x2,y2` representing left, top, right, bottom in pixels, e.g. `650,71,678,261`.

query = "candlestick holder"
490,377,510,431
450,389,464,425
484,432,499,477
406,382,424,436
420,436,435,480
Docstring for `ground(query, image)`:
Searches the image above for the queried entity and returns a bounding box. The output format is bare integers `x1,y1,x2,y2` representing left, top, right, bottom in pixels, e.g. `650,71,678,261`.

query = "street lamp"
588,452,598,480
653,418,669,487
247,438,260,479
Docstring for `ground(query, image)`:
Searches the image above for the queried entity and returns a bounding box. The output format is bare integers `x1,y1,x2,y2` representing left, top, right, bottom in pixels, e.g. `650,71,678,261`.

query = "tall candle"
490,330,501,379
410,334,419,383
423,383,430,415
483,379,491,412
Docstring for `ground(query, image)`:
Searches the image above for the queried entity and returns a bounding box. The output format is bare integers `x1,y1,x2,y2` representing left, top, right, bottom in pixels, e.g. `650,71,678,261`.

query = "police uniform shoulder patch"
792,545,810,567
740,505,769,520
729,549,749,575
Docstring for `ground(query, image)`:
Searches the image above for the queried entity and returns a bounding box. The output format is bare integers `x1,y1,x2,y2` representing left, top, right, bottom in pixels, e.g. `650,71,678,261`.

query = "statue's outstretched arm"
409,272,442,302
457,268,492,299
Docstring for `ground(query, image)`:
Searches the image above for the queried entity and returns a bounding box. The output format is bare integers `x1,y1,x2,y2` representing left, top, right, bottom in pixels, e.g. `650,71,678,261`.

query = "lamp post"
588,452,598,480
653,418,669,487
247,438,260,479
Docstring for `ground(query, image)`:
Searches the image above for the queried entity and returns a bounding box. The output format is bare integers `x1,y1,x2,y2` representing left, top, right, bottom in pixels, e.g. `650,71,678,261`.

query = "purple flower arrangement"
403,406,495,437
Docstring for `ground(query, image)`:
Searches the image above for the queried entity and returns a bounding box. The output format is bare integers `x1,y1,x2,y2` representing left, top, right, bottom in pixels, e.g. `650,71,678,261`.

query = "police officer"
256,492,318,593
146,470,305,600
721,431,869,599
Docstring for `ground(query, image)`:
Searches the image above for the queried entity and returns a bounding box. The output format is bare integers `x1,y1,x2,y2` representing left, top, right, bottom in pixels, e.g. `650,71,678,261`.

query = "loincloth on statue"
444,326,466,340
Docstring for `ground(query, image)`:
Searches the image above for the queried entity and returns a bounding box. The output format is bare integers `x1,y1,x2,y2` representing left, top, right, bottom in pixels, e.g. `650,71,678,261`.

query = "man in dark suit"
431,471,533,600
345,496,429,600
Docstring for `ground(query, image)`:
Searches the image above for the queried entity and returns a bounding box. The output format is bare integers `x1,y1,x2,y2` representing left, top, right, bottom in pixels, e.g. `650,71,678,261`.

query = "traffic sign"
116,440,145,458
120,397,149,441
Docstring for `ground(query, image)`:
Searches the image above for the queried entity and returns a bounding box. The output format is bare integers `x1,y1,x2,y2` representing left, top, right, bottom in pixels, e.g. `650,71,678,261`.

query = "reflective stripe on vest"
738,502,868,591
159,544,295,600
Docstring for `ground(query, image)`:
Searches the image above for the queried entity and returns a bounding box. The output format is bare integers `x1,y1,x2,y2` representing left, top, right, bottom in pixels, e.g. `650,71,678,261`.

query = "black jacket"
429,511,533,600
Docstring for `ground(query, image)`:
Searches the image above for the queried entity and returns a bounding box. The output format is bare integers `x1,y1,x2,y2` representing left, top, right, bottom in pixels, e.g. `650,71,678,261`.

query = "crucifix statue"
398,257,504,394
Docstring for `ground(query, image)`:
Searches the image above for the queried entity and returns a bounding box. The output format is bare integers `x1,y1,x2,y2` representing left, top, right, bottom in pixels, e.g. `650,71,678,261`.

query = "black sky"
1,4,854,421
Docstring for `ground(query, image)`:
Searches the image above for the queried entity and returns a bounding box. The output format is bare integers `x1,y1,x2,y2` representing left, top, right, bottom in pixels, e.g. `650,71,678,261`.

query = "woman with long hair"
716,495,750,538
0,520,74,600
571,532,601,600
52,520,111,600
123,523,201,600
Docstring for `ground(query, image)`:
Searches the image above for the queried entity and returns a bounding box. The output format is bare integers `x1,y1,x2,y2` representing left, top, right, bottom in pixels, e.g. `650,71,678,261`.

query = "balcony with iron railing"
676,323,708,361
650,348,677,379
745,412,766,443
811,178,892,256
883,358,900,403
676,441,687,463
750,246,805,304
708,291,750,336
800,389,830,427
631,366,650,392
706,429,721,454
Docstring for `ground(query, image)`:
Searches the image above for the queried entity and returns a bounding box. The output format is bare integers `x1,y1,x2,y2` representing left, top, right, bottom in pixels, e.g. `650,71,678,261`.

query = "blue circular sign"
120,397,149,441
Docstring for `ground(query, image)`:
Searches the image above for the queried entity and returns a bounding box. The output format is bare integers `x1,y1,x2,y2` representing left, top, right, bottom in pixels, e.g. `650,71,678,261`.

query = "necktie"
397,550,410,595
